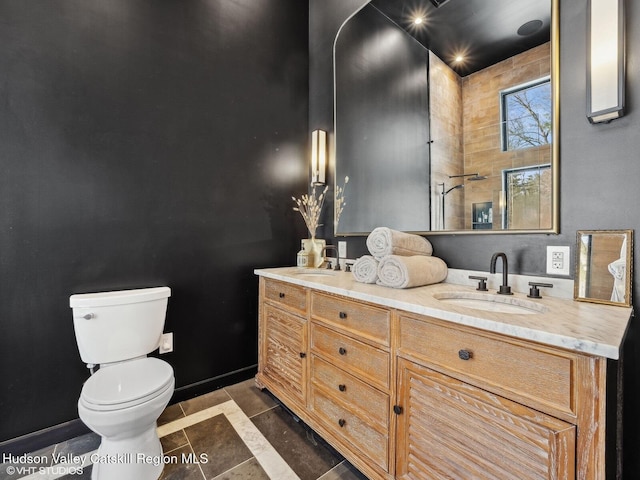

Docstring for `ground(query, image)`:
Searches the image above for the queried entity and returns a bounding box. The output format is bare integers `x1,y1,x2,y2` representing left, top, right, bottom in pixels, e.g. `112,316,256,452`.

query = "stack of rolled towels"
352,227,448,289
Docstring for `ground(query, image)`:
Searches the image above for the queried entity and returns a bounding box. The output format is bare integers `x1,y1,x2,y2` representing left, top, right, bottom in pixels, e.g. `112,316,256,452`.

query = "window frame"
500,76,552,152
501,163,552,229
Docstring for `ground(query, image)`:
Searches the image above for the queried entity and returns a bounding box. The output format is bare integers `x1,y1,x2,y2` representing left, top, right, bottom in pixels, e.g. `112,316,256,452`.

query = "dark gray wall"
335,5,431,234
0,0,308,443
311,0,640,277
311,0,639,475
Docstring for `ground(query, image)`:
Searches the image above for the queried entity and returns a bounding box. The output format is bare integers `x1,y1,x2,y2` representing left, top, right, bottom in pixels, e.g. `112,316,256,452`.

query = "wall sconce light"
587,0,625,123
311,129,327,185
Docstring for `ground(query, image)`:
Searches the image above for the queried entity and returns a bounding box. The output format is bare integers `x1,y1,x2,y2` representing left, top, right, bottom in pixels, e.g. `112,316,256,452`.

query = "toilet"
70,287,174,480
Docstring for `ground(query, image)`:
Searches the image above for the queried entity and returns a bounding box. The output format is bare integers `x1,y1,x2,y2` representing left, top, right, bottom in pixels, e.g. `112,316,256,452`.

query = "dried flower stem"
292,184,329,238
334,176,349,230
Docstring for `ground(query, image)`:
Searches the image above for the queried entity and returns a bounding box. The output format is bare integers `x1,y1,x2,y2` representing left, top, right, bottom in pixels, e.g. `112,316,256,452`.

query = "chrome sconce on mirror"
311,129,327,185
587,0,625,124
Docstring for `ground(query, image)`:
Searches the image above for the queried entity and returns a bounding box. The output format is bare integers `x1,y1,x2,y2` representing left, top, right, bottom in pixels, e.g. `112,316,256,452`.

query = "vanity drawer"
310,385,389,472
311,323,390,390
263,279,307,314
398,314,575,416
311,355,389,430
311,292,390,346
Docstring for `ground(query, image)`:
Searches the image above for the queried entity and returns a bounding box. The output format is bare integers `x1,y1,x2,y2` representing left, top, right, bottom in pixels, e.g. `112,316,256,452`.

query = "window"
502,164,552,229
501,77,552,151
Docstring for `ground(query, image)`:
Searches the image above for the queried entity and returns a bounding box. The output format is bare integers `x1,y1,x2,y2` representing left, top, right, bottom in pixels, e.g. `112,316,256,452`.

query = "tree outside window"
503,165,552,230
501,78,552,151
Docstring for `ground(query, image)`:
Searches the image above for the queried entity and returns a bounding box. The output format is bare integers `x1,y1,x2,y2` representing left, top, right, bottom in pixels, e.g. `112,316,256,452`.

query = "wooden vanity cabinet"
257,278,395,480
308,291,393,475
257,279,308,410
257,277,613,480
396,312,609,480
396,358,576,479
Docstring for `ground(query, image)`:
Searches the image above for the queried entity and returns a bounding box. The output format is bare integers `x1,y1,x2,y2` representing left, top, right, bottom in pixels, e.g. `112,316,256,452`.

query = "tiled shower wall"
430,52,464,230
430,43,551,231
461,43,552,229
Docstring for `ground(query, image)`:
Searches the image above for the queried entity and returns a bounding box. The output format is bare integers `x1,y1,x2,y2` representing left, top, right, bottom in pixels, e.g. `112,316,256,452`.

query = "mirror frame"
574,229,633,307
333,0,560,236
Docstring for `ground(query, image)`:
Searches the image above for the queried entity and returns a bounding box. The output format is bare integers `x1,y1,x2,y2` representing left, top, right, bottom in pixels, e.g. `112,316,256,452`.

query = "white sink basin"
433,291,547,315
292,268,337,277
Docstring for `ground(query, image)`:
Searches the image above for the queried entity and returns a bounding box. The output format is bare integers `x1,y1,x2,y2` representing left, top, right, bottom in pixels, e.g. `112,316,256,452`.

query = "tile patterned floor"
1,379,368,480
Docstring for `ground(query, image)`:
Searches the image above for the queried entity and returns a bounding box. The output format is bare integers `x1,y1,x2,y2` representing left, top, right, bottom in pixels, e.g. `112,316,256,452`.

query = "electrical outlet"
159,332,173,354
546,246,570,276
338,241,347,258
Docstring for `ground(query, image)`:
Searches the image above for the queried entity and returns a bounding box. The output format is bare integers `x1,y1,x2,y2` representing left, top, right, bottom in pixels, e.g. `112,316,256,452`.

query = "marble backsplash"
445,268,574,300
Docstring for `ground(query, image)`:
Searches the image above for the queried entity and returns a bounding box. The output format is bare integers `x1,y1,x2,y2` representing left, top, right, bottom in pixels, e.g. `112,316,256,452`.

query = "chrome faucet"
322,245,340,270
490,252,512,295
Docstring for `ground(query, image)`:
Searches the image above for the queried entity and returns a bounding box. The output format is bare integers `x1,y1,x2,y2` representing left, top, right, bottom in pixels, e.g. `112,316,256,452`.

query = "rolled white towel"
352,255,379,284
376,255,448,289
366,227,433,259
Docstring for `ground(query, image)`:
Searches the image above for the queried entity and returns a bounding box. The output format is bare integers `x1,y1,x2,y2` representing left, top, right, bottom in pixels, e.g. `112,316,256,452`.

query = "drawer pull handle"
299,352,306,358
339,311,348,319
393,405,403,415
458,349,473,361
338,347,347,356
279,292,285,298
338,384,347,392
338,418,346,427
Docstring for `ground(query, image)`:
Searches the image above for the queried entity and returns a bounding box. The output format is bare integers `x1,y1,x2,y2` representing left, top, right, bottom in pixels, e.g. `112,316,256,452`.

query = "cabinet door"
396,359,575,480
262,304,307,407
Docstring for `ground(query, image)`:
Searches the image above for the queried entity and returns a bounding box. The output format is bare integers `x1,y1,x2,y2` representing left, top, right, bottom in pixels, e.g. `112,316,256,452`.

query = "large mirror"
575,230,633,307
334,0,559,235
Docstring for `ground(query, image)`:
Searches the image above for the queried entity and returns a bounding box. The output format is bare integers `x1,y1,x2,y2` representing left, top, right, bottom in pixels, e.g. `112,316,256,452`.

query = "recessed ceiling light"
454,55,464,63
413,17,424,25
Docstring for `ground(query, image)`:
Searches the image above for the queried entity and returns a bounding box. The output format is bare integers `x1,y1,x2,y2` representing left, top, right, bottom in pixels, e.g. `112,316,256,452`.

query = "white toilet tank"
70,287,171,365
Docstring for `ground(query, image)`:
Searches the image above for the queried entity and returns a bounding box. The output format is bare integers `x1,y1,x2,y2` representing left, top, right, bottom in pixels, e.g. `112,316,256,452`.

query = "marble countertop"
255,267,633,360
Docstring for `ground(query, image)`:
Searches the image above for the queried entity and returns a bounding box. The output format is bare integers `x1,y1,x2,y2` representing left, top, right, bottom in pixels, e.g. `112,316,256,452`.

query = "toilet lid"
81,357,174,411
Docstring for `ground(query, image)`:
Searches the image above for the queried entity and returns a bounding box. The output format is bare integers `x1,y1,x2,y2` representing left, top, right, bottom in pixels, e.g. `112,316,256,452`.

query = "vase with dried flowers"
292,184,328,268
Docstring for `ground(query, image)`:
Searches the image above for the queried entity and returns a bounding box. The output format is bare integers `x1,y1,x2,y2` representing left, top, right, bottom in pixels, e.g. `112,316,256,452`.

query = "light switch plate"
546,246,570,276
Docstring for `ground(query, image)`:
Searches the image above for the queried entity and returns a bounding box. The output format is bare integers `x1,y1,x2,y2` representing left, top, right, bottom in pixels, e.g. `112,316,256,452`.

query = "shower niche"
472,202,493,230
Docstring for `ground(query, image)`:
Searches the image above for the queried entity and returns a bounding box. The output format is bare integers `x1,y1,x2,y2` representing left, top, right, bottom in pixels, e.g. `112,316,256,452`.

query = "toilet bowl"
78,358,174,479
70,287,174,480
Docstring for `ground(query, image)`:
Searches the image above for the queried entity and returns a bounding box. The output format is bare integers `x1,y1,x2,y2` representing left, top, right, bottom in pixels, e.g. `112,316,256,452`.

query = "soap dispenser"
297,244,310,267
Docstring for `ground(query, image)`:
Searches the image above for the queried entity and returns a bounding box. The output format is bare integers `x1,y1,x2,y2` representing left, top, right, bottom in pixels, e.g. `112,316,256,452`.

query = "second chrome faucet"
490,252,512,295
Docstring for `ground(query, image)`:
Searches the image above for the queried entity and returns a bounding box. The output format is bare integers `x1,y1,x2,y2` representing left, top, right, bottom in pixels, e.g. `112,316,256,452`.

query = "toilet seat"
80,357,174,412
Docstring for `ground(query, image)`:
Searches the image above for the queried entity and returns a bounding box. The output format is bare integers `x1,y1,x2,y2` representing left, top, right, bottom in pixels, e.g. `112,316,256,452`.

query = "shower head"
467,174,488,181
443,184,464,195
448,173,487,182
